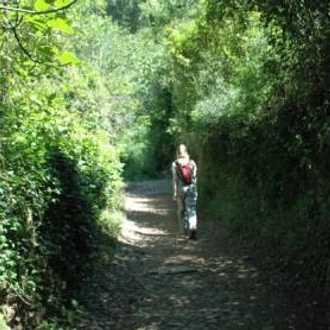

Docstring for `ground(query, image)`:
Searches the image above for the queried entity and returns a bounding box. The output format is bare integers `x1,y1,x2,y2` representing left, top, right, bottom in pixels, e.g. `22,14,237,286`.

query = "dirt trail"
77,179,294,330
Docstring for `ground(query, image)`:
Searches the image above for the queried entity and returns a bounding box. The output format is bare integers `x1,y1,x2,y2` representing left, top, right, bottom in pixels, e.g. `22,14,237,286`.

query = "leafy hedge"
0,1,132,328
0,66,123,328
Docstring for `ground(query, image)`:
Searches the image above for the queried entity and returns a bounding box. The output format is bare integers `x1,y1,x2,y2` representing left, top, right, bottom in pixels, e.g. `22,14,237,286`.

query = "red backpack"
175,160,193,185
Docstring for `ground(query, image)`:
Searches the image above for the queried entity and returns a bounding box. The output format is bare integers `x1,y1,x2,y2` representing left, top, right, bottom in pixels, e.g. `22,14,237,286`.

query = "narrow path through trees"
77,180,297,330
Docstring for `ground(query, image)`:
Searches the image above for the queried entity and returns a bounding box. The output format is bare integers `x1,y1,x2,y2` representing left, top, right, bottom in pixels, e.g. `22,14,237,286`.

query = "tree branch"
12,25,41,63
0,0,78,15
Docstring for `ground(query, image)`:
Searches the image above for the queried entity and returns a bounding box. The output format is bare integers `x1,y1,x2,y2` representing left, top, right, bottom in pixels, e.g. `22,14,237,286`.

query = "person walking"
172,144,198,239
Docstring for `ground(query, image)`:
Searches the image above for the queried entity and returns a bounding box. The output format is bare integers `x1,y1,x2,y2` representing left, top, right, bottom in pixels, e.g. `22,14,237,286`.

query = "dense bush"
0,75,123,327
0,2,124,327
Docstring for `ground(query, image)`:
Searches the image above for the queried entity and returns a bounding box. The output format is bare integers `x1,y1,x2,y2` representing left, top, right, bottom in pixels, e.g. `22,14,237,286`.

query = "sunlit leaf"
58,51,80,65
47,18,74,34
25,17,49,31
34,0,50,11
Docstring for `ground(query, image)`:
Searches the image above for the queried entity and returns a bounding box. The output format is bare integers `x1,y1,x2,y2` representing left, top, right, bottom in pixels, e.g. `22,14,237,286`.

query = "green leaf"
25,17,49,31
39,45,56,59
58,52,80,65
34,0,50,11
47,18,74,34
54,0,72,7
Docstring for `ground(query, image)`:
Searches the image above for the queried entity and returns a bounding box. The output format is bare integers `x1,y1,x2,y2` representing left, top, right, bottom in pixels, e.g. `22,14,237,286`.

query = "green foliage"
3,0,330,327
158,3,330,314
0,70,123,326
0,314,10,330
106,0,141,33
78,0,207,180
36,299,82,329
0,1,124,328
0,0,77,67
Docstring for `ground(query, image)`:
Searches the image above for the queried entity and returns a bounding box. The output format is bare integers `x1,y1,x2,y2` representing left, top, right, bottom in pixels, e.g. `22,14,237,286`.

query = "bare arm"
172,162,178,200
192,160,197,180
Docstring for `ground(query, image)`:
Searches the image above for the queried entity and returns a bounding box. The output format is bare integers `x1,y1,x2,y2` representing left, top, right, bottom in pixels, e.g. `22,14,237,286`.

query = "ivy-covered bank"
0,1,124,328
0,74,123,329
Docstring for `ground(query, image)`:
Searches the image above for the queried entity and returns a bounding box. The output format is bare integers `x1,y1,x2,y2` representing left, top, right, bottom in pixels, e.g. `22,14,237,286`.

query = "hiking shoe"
189,230,197,240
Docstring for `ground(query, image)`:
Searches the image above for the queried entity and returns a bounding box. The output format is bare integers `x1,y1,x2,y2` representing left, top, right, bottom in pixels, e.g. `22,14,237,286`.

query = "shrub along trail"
76,180,302,330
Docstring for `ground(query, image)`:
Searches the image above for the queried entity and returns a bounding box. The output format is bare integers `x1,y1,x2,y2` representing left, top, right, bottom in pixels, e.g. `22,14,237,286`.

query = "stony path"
76,180,293,330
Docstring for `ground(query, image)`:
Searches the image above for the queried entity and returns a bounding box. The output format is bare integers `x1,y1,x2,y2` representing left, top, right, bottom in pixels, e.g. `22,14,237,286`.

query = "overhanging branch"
0,0,78,15
12,25,41,63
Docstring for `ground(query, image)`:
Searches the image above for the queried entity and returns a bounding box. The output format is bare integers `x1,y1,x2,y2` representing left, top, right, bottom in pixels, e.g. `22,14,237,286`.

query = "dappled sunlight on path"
77,180,293,330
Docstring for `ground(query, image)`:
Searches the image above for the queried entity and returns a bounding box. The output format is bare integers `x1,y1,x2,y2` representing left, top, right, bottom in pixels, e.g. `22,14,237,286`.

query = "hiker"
172,144,198,239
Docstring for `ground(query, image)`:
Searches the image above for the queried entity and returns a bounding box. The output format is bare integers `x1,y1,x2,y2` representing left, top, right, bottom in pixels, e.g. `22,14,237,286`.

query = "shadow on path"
76,180,316,330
